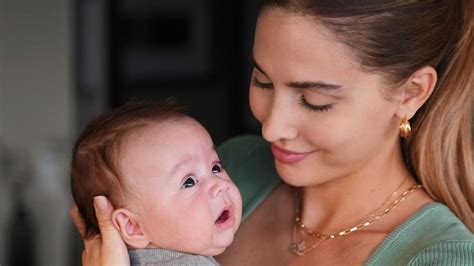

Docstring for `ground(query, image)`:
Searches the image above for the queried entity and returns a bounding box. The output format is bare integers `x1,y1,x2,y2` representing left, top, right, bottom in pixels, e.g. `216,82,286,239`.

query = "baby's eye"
212,163,223,174
181,175,199,189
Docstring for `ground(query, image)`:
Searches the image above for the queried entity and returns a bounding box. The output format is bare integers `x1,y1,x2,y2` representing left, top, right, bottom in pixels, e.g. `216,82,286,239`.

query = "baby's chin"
143,244,227,257
146,234,235,256
201,245,228,257
199,235,236,256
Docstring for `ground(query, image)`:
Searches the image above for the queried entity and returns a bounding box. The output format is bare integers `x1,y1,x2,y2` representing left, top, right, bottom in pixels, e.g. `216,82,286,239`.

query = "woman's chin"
275,162,308,185
275,162,328,187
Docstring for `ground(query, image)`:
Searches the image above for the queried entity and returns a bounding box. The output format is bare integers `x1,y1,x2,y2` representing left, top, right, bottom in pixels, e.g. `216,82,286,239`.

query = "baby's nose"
209,178,229,198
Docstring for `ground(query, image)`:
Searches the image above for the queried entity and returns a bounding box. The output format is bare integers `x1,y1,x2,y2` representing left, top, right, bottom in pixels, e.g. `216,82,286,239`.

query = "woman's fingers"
70,202,103,266
93,196,130,265
70,203,87,239
81,235,103,266
70,197,129,265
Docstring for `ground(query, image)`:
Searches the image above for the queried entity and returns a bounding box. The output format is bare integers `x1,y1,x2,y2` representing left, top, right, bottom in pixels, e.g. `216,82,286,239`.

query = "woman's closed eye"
181,175,199,189
299,95,334,112
252,75,335,113
252,77,274,89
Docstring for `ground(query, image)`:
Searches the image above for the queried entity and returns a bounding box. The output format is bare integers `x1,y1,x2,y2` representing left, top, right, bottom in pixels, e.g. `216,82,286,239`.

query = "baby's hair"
71,99,187,238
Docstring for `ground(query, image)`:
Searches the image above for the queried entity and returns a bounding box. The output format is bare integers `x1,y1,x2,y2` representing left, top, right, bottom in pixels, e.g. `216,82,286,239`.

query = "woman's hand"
70,196,130,266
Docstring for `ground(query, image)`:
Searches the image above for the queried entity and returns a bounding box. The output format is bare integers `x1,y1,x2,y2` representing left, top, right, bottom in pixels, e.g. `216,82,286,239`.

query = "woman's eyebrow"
286,81,343,91
251,52,343,92
250,53,268,76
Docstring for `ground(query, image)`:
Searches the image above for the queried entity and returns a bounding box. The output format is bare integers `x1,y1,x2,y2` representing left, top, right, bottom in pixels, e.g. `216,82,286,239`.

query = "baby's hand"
70,196,130,266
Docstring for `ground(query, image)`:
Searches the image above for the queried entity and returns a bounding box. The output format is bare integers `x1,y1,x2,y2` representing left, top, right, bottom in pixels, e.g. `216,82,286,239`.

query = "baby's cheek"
231,186,243,226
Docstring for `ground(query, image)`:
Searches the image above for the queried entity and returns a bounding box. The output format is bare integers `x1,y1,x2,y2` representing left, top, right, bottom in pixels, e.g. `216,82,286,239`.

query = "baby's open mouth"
215,209,230,224
214,205,235,230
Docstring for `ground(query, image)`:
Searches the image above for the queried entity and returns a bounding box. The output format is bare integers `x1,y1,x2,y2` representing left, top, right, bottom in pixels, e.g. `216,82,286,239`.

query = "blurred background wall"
1,0,74,265
1,0,261,265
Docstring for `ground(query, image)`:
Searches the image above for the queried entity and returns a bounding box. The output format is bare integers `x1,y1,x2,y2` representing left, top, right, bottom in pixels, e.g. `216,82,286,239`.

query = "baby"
71,101,242,265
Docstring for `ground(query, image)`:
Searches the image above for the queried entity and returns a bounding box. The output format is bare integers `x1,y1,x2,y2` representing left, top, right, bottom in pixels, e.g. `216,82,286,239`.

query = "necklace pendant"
289,241,306,256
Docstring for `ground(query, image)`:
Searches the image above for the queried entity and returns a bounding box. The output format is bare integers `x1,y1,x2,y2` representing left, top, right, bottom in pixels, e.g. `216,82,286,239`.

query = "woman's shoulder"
366,203,474,265
217,135,282,220
408,239,473,265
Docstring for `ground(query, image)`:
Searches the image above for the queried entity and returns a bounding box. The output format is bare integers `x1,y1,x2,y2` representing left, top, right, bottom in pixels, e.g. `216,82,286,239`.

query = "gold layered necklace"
289,183,423,257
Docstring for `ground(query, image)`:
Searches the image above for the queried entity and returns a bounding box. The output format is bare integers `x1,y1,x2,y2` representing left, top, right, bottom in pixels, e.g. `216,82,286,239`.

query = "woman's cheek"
304,116,354,151
249,87,268,122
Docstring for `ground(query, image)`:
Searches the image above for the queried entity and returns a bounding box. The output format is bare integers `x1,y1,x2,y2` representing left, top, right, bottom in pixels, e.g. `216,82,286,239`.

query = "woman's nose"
209,177,230,198
261,93,298,142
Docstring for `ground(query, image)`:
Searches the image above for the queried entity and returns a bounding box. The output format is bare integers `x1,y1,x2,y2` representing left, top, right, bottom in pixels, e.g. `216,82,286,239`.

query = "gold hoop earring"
399,116,412,138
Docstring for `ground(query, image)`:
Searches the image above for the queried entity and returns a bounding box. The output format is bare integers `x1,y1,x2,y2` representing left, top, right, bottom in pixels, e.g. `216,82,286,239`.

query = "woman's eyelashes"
252,77,274,89
299,96,334,112
252,77,334,113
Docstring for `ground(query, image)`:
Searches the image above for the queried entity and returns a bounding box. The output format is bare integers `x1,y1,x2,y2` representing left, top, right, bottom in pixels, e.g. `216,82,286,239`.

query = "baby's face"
120,118,242,256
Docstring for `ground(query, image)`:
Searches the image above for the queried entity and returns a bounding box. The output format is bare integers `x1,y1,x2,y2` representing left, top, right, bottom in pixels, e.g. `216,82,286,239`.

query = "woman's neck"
298,144,416,234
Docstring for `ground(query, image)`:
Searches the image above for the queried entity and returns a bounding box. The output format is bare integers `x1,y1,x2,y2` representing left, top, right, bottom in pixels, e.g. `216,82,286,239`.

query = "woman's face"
250,8,401,187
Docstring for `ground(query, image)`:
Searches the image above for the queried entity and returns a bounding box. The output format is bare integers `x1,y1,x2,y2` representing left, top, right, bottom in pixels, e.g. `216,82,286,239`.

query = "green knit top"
217,135,474,265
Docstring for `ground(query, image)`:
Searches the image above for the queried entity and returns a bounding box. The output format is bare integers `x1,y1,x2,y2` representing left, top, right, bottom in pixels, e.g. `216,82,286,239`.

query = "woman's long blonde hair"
261,0,474,231
407,2,474,231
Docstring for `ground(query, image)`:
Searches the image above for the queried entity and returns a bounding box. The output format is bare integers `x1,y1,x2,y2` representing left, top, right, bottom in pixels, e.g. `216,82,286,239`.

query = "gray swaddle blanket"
129,248,219,265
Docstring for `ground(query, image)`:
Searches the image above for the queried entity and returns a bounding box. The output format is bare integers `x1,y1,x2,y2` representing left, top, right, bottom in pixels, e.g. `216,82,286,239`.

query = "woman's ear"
395,65,437,119
111,208,151,249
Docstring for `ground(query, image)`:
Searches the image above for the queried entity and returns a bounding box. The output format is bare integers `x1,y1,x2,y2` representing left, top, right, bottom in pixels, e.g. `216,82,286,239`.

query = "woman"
72,0,473,265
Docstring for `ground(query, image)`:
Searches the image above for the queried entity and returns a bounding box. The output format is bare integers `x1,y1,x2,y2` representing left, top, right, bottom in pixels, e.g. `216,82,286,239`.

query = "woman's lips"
271,144,313,164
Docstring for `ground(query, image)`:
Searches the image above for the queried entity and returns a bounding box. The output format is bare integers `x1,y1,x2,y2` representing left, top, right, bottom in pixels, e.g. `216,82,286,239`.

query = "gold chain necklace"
297,177,408,238
289,184,423,256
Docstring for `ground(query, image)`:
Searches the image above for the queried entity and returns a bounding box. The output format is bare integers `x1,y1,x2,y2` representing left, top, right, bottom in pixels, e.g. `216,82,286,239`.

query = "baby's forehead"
131,116,205,138
118,117,215,176
119,117,201,147
118,146,217,202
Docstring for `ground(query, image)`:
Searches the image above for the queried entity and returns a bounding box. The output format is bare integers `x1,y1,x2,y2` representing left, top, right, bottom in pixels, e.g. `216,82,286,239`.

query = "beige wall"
0,1,75,265
1,0,74,150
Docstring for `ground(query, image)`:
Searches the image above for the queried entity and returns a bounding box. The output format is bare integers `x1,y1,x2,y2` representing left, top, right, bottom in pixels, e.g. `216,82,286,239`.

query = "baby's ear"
112,208,150,249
